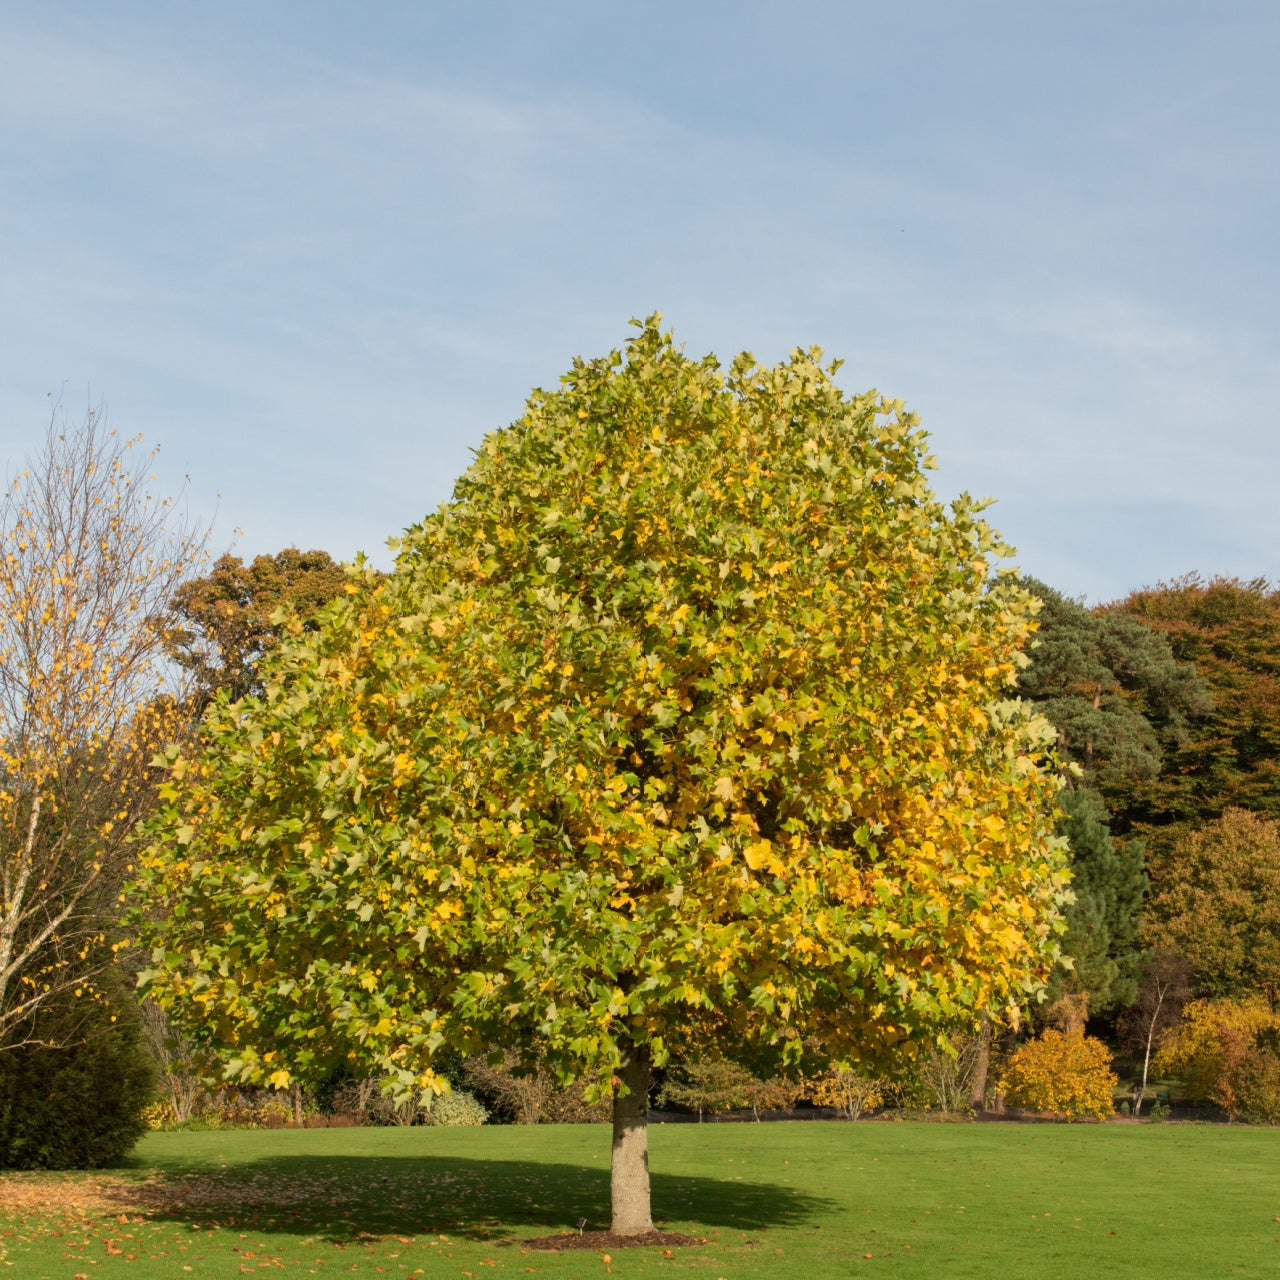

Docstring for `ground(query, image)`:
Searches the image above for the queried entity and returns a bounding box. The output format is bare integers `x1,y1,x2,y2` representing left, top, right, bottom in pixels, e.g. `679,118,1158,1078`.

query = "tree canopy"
1108,575,1280,833
1016,576,1209,829
135,318,1069,1231
166,548,350,707
1144,808,1280,1003
1046,787,1145,1017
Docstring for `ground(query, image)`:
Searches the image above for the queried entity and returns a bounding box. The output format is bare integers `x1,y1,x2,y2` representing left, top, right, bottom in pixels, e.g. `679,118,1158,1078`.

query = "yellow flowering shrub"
999,1028,1117,1121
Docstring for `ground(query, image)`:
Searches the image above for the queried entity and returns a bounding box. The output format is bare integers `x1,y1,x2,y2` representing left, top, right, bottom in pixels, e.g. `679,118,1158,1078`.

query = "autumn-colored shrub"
462,1051,610,1125
424,1089,488,1126
658,1058,755,1119
741,1074,802,1120
1154,997,1280,1121
1233,1050,1280,1125
915,1031,985,1115
142,1100,177,1130
808,1068,883,1119
998,1029,1117,1121
541,1083,612,1125
161,1090,295,1130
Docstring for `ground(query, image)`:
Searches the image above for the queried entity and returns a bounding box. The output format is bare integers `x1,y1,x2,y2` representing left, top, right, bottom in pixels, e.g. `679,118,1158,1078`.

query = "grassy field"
2,1121,1278,1278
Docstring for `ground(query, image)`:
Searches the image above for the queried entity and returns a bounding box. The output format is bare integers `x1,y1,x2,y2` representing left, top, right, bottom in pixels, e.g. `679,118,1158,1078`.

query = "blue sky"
1,1,1276,600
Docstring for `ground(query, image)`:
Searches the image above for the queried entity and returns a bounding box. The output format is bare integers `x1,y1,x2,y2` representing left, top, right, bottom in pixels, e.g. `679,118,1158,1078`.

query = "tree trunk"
610,1042,653,1236
1134,983,1166,1118
1083,690,1102,772
969,1016,992,1112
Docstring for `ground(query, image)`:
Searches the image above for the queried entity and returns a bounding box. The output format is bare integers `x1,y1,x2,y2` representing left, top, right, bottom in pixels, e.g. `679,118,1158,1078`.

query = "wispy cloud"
0,4,1275,597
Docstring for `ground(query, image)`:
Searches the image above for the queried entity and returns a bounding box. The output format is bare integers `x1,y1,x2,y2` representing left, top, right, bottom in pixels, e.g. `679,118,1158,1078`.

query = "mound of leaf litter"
522,1228,704,1250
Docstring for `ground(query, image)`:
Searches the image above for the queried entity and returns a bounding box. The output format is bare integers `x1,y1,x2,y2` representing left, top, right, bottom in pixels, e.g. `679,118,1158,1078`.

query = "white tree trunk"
1133,983,1166,1118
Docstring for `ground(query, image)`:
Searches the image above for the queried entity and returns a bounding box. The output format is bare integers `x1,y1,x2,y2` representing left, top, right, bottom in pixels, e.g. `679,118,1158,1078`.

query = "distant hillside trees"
1144,808,1280,1003
1108,575,1280,834
1016,576,1210,830
1014,578,1209,1021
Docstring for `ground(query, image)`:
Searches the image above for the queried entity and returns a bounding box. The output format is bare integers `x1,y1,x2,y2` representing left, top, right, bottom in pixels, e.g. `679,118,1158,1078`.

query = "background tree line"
4,394,1280,1170
1008,574,1280,1118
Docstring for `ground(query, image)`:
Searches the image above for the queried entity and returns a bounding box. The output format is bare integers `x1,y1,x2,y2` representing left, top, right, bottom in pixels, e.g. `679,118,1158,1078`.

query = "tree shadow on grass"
113,1153,831,1243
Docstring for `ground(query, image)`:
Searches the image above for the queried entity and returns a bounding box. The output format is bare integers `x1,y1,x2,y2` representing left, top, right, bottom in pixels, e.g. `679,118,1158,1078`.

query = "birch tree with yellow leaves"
137,319,1068,1235
0,408,204,1051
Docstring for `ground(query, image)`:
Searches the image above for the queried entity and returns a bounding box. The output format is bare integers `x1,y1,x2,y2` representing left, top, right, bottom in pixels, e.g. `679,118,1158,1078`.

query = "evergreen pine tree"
1017,576,1210,833
1016,578,1204,1019
1050,786,1146,1016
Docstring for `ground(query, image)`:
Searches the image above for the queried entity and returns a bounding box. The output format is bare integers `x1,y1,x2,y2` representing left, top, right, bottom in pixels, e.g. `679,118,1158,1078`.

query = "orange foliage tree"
1108,576,1280,834
166,548,350,709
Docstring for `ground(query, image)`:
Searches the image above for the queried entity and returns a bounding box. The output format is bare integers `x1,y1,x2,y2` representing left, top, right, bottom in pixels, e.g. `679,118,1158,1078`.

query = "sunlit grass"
3,1121,1279,1277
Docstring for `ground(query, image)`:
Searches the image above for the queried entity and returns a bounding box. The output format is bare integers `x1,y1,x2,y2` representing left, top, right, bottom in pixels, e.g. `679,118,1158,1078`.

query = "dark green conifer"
1017,576,1210,832
1050,786,1146,1016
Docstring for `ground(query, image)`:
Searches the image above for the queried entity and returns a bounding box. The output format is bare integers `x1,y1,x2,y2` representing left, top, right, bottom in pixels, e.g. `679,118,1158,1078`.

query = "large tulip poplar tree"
136,319,1068,1236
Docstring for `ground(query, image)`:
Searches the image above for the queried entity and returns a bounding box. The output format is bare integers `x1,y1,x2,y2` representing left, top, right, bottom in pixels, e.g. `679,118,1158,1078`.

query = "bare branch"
0,403,209,1047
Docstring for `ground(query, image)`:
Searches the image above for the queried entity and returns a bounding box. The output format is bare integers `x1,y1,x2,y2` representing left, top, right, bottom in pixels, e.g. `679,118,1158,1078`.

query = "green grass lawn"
3,1121,1278,1278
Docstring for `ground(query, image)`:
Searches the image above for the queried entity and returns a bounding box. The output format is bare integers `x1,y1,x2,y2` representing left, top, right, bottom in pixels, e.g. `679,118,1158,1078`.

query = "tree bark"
610,1041,653,1236
969,1016,992,1112
1134,980,1166,1118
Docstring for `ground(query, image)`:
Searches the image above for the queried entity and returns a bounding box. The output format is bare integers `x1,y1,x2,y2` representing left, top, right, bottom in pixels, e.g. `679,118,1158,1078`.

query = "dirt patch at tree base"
521,1229,704,1251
